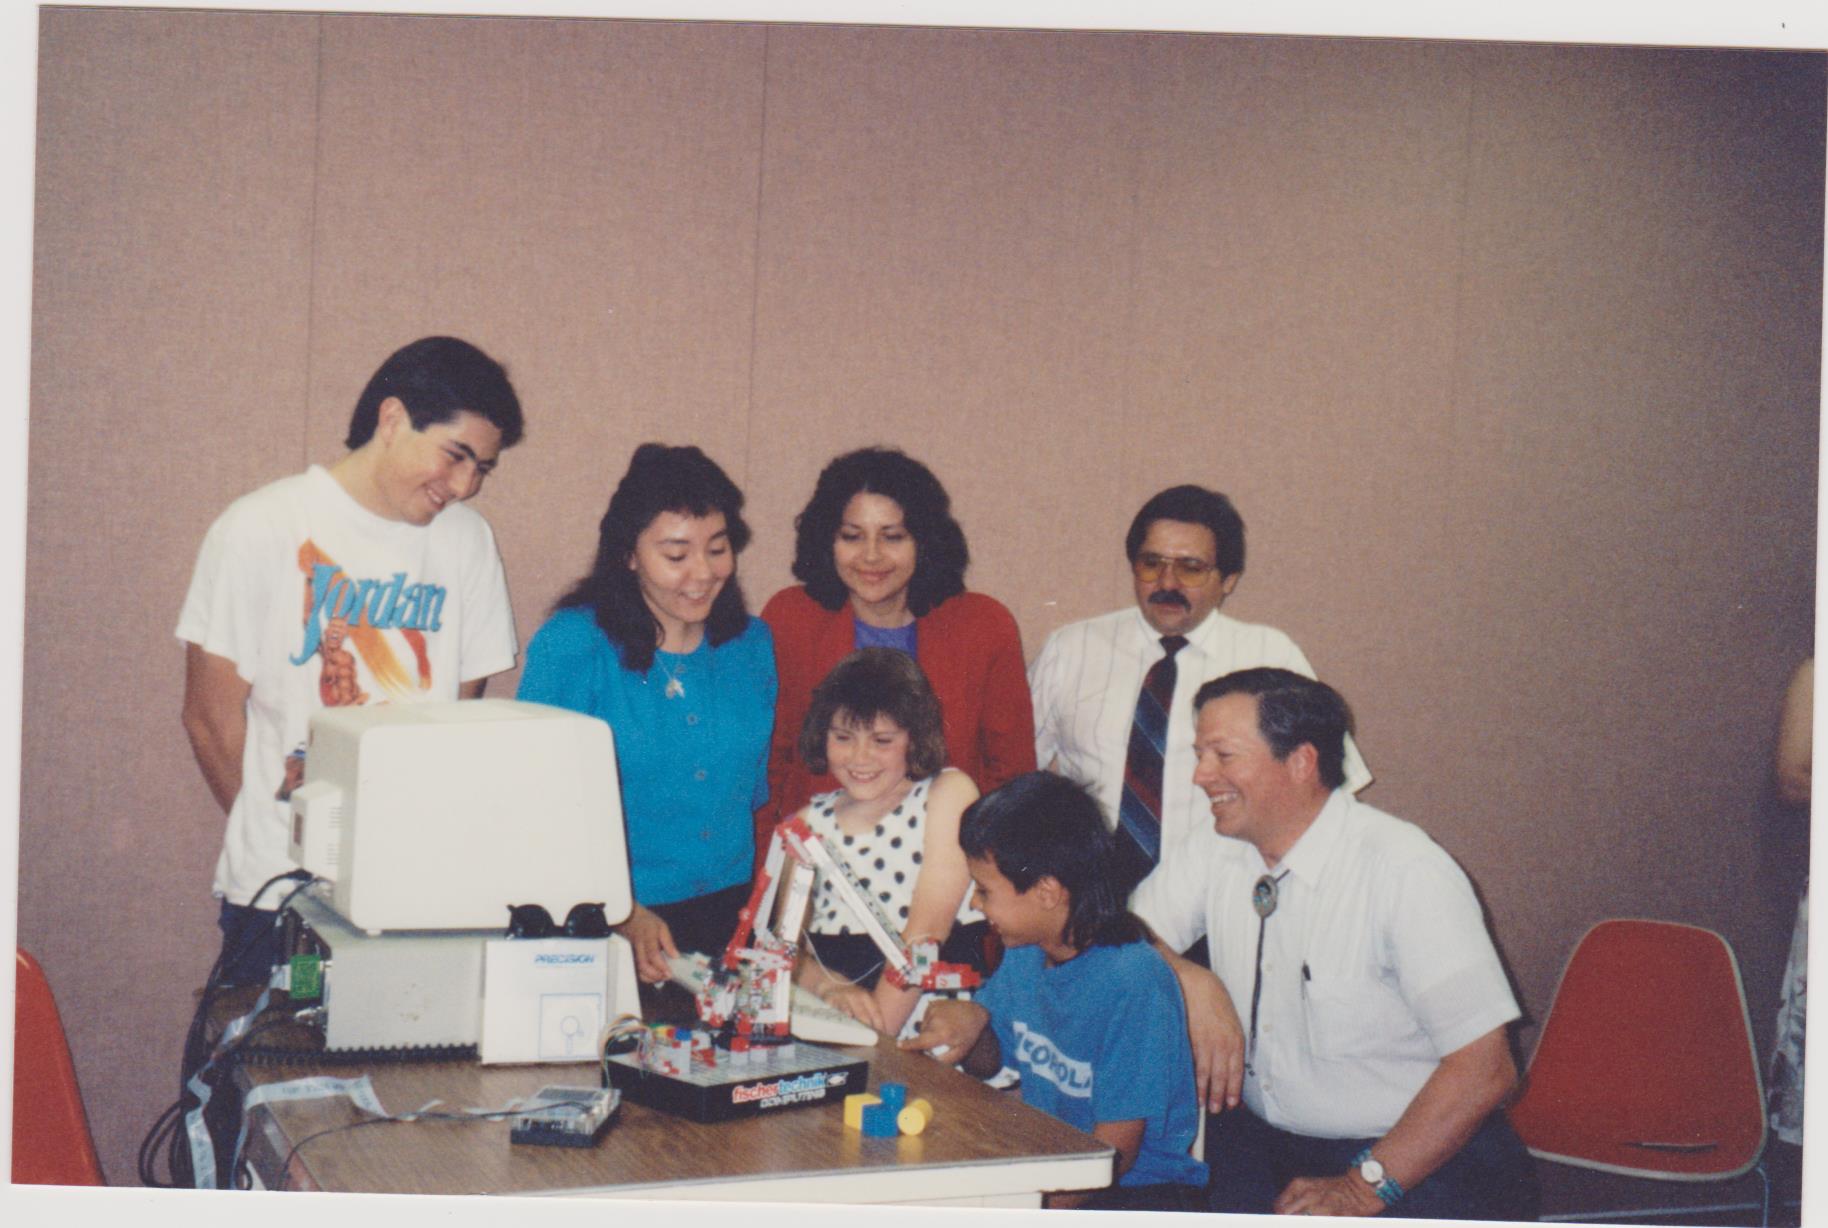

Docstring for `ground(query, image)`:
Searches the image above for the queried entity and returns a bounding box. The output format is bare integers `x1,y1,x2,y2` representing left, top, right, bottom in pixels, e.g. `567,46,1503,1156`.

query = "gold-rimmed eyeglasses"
1133,552,1218,586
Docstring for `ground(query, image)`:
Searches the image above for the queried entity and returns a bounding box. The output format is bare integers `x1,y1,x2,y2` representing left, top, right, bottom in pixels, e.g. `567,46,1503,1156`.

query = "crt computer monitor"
288,698,632,934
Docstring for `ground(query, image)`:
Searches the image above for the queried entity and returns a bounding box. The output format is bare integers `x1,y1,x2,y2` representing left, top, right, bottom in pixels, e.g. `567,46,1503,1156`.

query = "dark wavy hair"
791,448,969,617
1125,485,1245,578
555,443,752,673
1192,667,1352,790
344,336,524,450
798,649,948,779
959,772,1143,952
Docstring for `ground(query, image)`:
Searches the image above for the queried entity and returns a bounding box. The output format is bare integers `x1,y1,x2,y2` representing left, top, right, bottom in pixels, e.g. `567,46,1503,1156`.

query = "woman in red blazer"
759,447,1036,852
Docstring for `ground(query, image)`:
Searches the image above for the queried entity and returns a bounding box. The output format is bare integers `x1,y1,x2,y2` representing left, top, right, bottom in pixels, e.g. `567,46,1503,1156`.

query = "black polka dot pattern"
797,776,947,941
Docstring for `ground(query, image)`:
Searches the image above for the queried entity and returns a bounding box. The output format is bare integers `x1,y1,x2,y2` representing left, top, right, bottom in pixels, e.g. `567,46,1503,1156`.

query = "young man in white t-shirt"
176,336,525,983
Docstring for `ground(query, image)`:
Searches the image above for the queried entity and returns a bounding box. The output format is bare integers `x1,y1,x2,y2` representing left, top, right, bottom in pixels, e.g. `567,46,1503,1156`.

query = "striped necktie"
1114,634,1187,896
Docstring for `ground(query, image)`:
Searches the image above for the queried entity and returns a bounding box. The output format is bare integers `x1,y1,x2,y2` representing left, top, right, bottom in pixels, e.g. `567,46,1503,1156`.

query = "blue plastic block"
860,1103,900,1138
876,1082,907,1112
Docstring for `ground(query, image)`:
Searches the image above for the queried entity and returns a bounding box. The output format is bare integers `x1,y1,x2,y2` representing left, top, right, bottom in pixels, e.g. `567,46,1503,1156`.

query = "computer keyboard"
787,984,880,1047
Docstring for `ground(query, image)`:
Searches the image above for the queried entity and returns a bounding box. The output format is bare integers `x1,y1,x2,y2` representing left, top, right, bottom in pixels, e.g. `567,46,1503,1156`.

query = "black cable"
142,1008,311,1187
273,1112,399,1190
135,1099,185,1187
178,873,314,1186
270,1100,603,1191
184,872,314,1074
141,871,314,1188
217,1014,334,1191
140,1013,276,1187
188,872,316,1078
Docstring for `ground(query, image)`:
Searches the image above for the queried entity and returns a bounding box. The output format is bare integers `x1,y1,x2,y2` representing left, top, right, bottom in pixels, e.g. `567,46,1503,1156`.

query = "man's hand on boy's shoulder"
899,998,995,1072
1170,957,1245,1112
1137,923,1246,1113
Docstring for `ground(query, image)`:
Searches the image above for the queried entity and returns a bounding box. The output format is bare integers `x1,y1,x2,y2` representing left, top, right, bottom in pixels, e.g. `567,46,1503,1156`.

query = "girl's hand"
614,904,680,983
823,983,888,1033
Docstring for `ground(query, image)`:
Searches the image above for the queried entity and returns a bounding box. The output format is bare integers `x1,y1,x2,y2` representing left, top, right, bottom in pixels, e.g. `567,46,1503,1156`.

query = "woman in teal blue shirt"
519,444,775,982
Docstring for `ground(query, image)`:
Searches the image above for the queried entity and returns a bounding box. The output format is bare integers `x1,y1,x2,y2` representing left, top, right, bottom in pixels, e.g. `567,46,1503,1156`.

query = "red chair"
1509,920,1766,1186
12,949,105,1185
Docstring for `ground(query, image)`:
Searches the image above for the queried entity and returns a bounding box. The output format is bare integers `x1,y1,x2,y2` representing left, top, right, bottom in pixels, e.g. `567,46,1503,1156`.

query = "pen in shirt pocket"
1301,962,1311,1000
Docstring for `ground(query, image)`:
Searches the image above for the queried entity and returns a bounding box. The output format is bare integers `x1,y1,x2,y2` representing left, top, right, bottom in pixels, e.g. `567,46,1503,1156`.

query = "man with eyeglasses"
1132,669,1533,1220
1028,484,1370,900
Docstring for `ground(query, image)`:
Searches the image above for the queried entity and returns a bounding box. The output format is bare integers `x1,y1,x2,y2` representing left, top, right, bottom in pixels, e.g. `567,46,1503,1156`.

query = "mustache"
1147,591,1191,610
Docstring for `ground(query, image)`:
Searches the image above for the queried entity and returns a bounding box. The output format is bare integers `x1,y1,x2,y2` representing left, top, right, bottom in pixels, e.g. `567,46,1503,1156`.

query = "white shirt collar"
1271,788,1351,888
1122,604,1230,652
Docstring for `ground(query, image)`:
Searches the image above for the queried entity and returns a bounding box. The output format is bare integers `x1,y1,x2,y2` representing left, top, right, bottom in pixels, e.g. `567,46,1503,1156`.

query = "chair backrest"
12,949,105,1185
1508,919,1766,1180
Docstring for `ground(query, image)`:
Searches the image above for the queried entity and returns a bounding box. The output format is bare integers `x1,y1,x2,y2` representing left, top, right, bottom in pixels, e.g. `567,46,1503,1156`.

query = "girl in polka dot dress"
791,648,986,1036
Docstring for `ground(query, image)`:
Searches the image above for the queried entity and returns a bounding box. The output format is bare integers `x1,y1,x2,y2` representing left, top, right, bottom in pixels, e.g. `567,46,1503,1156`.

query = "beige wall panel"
1121,33,1473,701
1430,44,1821,1039
26,7,320,1185
306,15,767,670
743,25,1144,642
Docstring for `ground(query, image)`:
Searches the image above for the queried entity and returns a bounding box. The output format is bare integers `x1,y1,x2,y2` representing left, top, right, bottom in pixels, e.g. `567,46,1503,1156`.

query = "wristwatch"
1351,1147,1405,1208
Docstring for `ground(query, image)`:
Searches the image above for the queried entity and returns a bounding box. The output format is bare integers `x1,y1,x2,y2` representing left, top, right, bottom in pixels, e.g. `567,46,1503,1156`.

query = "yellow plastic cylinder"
896,1098,934,1135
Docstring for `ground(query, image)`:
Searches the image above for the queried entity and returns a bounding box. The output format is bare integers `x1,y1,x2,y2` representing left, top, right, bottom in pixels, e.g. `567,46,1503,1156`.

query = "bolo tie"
1246,870,1290,1076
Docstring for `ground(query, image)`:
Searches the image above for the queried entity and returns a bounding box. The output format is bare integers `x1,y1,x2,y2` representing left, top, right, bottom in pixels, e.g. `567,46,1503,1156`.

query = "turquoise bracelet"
1350,1147,1405,1207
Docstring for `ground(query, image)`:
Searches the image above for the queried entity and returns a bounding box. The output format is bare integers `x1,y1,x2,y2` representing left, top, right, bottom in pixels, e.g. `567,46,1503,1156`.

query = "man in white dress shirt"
1028,485,1370,898
1133,667,1534,1220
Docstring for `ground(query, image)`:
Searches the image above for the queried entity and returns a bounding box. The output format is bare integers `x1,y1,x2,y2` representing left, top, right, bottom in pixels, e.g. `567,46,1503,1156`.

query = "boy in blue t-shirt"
901,771,1208,1210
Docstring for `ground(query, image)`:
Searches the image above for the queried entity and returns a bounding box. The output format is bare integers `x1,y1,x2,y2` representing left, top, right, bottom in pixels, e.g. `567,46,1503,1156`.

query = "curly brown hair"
797,648,948,779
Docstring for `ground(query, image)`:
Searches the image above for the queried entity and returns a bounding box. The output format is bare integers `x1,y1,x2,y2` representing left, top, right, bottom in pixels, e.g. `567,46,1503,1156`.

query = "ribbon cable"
184,978,276,1188
183,967,390,1188
231,1073,390,1186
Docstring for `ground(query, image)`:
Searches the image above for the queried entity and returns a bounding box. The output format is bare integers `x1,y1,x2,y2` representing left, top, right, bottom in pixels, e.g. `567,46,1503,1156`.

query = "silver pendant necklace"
657,654,686,699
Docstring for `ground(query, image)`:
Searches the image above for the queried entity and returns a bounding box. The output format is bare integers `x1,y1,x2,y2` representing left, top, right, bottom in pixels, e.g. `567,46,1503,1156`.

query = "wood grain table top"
239,1034,1112,1200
